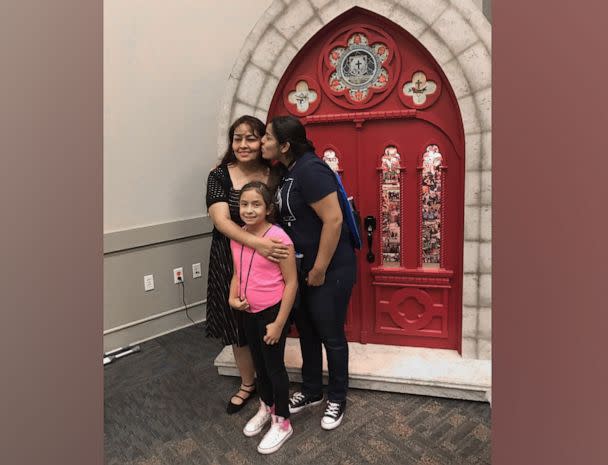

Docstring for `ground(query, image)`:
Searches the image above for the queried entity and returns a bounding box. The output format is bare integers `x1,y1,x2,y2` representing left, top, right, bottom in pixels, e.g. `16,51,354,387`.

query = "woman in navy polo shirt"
261,115,356,430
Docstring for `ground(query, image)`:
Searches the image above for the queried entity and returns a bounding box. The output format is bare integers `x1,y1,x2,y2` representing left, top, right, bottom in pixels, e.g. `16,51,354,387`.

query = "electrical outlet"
144,274,155,291
173,267,184,284
192,262,202,278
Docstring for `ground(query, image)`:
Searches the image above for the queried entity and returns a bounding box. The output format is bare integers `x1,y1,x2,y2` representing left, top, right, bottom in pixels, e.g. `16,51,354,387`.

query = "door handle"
364,215,376,263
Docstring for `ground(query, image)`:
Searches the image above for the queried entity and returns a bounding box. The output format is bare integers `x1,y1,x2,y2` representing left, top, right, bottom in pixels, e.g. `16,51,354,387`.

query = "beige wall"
103,234,211,352
103,0,273,350
104,0,273,233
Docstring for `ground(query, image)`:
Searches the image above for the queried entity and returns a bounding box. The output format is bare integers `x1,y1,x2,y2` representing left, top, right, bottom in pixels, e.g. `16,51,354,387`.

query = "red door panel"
268,8,464,351
355,119,462,349
304,122,361,341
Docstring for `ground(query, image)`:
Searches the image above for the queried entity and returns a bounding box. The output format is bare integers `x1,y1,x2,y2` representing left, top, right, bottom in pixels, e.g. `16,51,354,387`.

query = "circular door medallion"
338,47,381,89
319,26,400,109
387,288,435,330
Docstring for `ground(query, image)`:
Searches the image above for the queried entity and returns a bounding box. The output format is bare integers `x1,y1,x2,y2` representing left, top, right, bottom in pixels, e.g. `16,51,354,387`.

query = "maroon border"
0,1,103,464
3,1,608,464
494,1,608,464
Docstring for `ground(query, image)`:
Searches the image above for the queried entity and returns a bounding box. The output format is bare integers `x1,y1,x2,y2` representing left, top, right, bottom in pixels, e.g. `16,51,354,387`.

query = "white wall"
104,0,274,233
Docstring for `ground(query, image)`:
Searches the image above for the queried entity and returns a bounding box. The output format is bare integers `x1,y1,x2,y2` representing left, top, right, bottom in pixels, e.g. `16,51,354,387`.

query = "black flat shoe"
226,383,256,414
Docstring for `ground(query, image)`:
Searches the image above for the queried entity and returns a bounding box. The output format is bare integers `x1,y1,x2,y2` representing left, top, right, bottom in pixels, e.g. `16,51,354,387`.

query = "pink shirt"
230,224,293,313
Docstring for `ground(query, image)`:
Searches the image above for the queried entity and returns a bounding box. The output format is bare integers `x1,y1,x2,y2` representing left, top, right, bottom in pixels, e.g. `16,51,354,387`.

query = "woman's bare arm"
208,202,289,261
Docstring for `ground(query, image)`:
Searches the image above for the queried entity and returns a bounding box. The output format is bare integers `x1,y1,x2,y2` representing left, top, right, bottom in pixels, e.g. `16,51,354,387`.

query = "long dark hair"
219,115,269,167
270,115,316,159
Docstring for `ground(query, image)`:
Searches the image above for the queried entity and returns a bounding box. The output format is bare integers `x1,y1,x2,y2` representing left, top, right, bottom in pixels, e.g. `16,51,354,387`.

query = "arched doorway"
268,8,465,350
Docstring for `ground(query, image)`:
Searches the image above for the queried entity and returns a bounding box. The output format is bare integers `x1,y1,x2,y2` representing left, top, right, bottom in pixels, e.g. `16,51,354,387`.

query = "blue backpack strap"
334,172,362,249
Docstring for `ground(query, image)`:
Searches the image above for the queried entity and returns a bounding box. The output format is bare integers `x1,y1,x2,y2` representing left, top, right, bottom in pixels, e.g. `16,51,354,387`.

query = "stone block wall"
218,0,492,359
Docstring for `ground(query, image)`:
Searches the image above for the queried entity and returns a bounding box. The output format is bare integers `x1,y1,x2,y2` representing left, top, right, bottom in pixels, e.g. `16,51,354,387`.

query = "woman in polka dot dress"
205,115,289,413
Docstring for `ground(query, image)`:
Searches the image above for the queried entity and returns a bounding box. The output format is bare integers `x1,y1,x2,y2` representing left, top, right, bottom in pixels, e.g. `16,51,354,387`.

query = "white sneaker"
321,401,345,430
257,415,293,454
243,400,271,437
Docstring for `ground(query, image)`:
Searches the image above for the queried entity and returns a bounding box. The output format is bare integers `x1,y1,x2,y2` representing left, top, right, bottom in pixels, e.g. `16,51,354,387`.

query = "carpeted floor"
104,326,491,465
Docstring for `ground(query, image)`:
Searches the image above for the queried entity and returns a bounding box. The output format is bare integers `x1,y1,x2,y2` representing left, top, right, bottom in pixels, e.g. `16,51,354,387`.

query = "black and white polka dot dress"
205,164,247,347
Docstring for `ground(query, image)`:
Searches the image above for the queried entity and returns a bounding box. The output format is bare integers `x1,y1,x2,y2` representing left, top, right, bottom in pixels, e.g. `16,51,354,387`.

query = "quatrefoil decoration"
288,81,318,113
319,26,400,110
283,76,321,116
399,69,442,109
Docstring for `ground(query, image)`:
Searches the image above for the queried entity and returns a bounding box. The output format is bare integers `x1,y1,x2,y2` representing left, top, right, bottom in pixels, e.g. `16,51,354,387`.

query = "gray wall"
103,218,213,352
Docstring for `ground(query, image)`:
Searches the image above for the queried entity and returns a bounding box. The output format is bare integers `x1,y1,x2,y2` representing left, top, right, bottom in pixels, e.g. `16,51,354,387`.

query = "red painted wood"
269,8,464,351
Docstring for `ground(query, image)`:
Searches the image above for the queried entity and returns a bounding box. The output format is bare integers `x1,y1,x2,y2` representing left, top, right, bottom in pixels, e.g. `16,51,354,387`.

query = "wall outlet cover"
192,262,202,278
144,274,155,291
173,267,184,284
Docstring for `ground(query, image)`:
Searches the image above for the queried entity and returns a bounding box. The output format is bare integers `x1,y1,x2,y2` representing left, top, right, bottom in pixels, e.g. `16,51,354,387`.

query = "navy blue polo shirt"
275,152,356,276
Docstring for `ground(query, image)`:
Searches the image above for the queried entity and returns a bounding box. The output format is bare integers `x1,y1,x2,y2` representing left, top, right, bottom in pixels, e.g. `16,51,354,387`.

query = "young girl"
228,181,298,454
206,115,289,414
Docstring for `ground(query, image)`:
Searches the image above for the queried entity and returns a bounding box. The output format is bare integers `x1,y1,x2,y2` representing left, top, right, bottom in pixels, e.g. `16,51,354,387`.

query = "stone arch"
217,0,491,359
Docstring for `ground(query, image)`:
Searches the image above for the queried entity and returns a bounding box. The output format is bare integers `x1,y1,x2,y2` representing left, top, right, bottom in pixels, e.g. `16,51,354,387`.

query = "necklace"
239,225,273,300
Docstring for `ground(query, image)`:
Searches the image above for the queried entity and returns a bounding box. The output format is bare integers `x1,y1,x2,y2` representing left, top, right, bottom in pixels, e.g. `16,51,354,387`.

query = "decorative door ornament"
322,148,341,172
379,146,403,267
319,26,400,109
283,75,321,116
382,287,436,331
420,144,443,267
267,10,464,350
399,69,442,109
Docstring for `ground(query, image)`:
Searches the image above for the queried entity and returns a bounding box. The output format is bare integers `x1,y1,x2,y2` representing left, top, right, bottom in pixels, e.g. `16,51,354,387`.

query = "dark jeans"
243,302,290,418
294,267,355,403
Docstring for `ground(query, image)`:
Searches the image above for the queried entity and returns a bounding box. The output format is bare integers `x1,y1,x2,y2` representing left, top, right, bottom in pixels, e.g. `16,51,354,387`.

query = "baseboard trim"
103,302,206,352
105,318,208,354
104,299,206,335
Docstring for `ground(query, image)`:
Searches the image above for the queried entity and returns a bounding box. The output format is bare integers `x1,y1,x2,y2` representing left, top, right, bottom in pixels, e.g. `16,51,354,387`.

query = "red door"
269,8,464,351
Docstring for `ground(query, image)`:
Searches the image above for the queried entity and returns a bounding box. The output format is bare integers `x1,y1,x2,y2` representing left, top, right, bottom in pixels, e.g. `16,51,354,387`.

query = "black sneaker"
321,400,346,430
288,391,323,414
